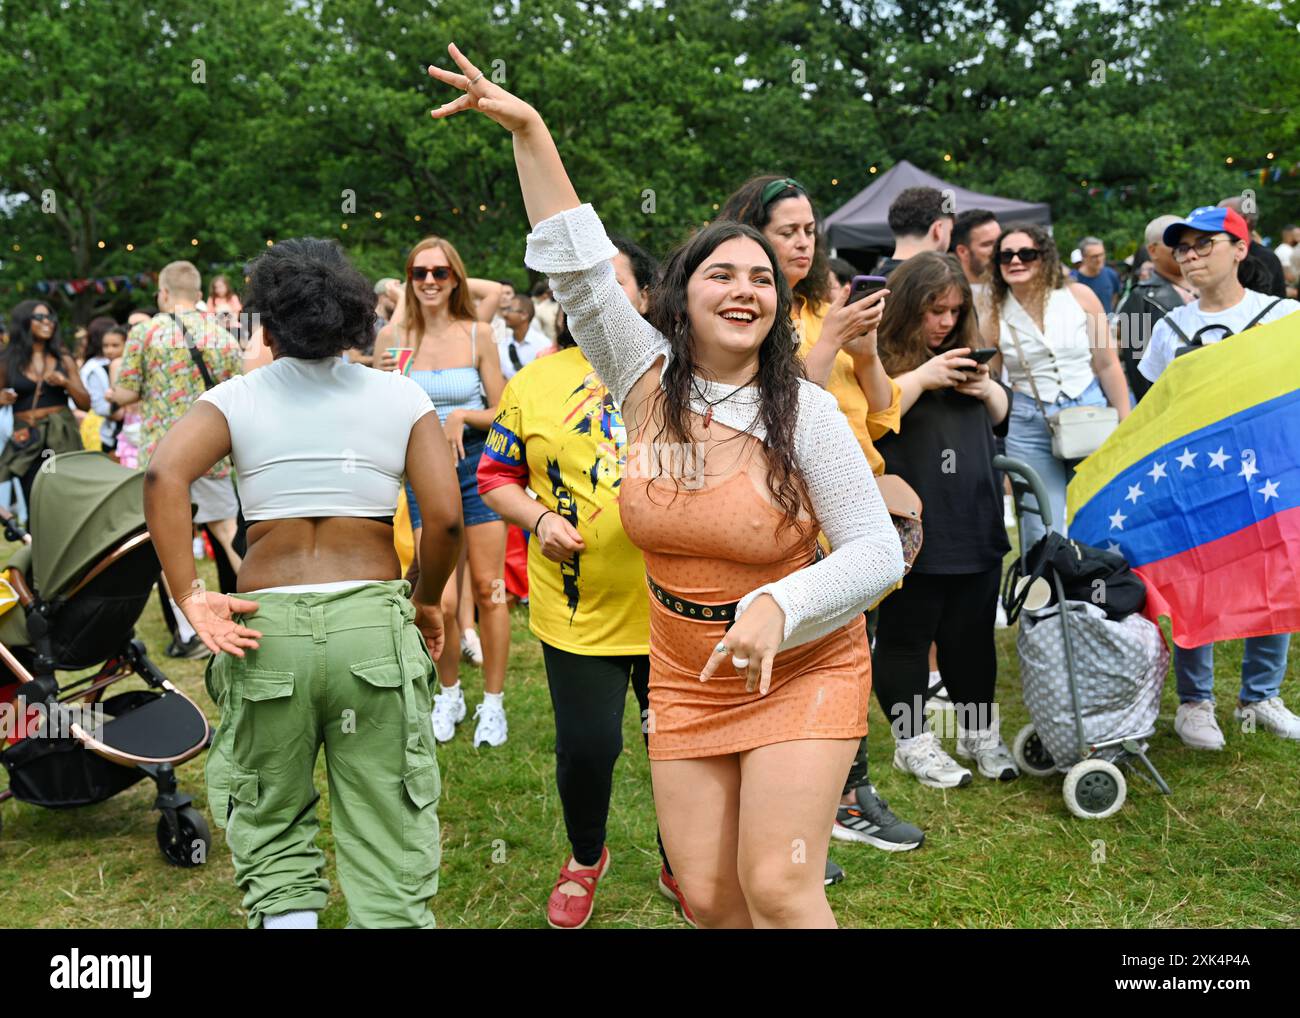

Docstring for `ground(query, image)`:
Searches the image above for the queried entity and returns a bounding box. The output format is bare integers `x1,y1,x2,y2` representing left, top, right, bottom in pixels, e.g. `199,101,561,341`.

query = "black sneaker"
166,635,212,660
824,858,845,886
832,783,925,851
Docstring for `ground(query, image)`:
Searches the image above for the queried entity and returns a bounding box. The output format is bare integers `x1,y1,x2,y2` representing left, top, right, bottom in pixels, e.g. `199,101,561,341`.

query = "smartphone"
847,275,888,305
966,347,998,365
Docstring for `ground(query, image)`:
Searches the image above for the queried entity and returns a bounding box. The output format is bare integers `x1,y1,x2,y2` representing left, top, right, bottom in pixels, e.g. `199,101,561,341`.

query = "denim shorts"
406,428,501,530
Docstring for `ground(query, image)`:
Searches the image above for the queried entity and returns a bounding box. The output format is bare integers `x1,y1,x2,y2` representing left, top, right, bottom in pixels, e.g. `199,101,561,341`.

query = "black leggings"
541,642,669,872
871,566,1001,740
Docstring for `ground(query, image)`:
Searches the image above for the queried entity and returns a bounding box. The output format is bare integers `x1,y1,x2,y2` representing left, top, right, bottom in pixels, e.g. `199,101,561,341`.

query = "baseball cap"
1162,206,1250,247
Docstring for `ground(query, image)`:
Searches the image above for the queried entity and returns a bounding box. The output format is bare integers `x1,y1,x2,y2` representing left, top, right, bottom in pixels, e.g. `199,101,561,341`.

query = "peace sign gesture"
428,43,540,134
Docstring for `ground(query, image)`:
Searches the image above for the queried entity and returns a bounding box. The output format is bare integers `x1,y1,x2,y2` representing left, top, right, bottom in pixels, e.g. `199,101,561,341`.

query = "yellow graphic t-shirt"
477,347,649,656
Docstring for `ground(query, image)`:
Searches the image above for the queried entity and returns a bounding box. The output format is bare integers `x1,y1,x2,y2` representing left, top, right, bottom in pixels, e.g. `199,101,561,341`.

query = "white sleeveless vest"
998,288,1096,402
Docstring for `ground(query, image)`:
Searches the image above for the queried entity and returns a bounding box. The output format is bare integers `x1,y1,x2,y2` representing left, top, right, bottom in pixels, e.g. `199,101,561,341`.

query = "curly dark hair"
718,174,830,311
644,220,812,530
888,186,953,239
4,299,71,383
987,222,1065,334
242,238,376,358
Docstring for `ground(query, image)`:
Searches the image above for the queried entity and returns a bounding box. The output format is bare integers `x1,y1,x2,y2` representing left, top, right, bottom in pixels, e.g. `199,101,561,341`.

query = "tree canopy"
2,0,1297,322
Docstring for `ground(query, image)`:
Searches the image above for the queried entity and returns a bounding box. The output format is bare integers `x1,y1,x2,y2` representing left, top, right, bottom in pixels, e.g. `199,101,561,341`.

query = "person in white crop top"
143,237,462,929
981,223,1130,548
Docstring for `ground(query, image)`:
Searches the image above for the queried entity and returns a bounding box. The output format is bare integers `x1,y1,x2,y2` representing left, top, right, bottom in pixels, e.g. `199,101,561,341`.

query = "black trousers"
871,566,1001,740
541,642,669,872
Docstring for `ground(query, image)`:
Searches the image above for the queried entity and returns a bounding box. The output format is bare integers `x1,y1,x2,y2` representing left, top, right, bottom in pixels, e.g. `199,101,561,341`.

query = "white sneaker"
926,670,949,704
956,722,1020,781
460,628,484,667
1234,697,1300,741
473,699,508,748
1174,700,1224,750
994,601,1009,629
430,686,467,743
893,731,972,788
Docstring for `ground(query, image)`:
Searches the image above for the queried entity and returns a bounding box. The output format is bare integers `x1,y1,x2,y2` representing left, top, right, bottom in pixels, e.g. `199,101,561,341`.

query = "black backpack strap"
1147,295,1193,346
175,315,216,390
1243,297,1284,332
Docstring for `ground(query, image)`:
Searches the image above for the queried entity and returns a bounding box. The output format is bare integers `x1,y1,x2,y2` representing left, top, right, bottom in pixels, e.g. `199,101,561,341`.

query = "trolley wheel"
1062,759,1127,820
1011,723,1058,777
157,806,211,867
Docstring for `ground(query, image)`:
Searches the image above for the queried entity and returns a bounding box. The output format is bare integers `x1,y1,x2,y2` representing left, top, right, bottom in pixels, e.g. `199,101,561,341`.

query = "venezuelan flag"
1067,311,1300,648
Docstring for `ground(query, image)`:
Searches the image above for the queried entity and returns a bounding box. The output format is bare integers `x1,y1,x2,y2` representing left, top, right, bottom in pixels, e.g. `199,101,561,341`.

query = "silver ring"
732,655,750,669
714,642,728,655
468,72,485,86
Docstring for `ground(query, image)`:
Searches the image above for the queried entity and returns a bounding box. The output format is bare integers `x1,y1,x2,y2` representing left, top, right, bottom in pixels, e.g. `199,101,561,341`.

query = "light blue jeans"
1174,636,1291,705
1005,378,1109,550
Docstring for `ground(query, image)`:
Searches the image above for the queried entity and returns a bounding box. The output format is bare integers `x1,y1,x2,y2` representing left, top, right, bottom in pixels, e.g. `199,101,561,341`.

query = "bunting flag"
1066,312,1300,648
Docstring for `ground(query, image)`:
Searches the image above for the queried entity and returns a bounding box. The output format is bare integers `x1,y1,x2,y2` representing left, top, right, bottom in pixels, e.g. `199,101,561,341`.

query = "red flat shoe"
657,867,698,928
546,847,611,929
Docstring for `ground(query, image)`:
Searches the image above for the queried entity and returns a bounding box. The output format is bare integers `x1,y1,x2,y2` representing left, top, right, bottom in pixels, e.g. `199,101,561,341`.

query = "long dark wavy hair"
987,222,1064,332
718,174,830,311
878,254,980,375
4,299,71,382
643,220,812,529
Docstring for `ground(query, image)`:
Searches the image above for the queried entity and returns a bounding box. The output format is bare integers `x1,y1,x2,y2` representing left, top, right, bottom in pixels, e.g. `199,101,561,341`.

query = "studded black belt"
646,575,738,625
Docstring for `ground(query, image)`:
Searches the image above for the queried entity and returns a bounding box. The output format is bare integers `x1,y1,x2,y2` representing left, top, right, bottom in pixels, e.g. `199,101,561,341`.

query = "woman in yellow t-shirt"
717,176,925,862
477,237,692,931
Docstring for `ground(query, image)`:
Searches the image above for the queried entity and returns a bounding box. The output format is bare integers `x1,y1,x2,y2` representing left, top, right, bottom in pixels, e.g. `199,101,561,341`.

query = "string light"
1267,151,1275,159
712,202,719,210
191,238,199,246
869,165,877,174
943,153,952,162
126,244,134,251
452,207,460,215
97,240,105,248
414,215,422,222
1225,156,1234,165
10,244,18,252
35,255,43,262
831,178,838,185
266,239,274,246
374,211,383,219
341,223,348,230
478,204,486,211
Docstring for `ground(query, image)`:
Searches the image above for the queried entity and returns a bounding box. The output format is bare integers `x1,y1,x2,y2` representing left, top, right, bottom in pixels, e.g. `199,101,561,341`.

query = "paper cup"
386,347,414,375
1016,575,1053,612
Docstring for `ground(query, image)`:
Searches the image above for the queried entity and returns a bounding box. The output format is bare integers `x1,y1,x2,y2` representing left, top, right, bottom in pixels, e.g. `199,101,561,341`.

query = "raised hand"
427,43,541,134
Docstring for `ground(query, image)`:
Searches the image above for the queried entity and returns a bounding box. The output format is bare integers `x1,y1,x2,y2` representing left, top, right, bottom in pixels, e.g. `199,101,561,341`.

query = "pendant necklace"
691,374,758,431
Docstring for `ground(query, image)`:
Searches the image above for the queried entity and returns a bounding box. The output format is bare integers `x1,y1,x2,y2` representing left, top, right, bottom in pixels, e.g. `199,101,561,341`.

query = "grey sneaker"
956,723,1020,781
832,784,924,851
824,858,845,886
893,731,973,789
1234,697,1300,741
1175,700,1224,750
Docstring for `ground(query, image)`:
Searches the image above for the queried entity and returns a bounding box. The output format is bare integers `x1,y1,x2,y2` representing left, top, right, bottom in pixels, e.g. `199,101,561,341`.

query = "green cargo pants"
204,580,440,929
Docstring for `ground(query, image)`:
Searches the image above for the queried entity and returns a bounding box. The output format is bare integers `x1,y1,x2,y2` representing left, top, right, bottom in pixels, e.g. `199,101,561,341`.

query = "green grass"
1,552,1297,929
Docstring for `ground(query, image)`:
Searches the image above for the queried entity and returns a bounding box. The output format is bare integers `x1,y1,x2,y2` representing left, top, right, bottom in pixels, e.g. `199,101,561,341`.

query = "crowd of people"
4,44,1299,930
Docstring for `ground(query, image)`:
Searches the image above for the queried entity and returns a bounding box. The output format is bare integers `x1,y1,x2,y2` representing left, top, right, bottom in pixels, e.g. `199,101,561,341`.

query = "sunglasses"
30,312,58,324
409,266,454,283
997,248,1042,265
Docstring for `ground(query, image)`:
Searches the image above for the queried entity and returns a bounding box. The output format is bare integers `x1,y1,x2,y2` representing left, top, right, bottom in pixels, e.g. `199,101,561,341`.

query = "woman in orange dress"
428,44,903,928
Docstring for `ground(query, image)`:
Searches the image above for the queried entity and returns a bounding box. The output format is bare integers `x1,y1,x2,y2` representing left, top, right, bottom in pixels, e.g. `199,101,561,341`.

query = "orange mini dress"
619,463,872,761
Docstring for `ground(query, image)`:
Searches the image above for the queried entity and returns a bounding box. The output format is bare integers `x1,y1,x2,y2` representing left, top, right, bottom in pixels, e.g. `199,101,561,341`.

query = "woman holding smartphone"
428,43,903,927
874,253,1017,787
376,241,512,748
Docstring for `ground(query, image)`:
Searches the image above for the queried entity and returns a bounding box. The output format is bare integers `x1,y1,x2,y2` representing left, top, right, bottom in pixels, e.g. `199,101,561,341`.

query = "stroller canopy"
29,451,147,598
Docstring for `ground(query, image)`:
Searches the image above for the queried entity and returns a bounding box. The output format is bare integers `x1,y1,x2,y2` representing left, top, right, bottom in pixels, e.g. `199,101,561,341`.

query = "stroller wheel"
1062,760,1127,820
1011,724,1057,777
157,807,211,867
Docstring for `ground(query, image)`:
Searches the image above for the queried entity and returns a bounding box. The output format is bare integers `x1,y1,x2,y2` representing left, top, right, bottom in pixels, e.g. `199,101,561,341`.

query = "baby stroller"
0,451,212,864
995,455,1172,820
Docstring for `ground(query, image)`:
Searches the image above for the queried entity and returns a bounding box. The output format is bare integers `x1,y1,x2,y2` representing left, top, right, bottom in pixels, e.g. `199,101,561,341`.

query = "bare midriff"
237,517,400,592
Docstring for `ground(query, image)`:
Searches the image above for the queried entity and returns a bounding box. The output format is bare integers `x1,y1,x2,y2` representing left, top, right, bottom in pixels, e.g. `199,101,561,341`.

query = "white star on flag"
1258,479,1280,503
1105,541,1122,555
1176,447,1198,470
1109,508,1127,530
1125,483,1144,504
1207,447,1230,469
1147,460,1167,483
1240,458,1260,481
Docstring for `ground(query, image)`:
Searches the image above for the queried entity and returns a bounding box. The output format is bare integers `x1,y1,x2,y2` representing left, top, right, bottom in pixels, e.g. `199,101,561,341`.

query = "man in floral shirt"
112,260,244,656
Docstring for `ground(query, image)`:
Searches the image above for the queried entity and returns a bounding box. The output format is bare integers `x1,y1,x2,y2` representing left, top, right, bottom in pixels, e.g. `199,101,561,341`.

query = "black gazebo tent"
824,160,1052,257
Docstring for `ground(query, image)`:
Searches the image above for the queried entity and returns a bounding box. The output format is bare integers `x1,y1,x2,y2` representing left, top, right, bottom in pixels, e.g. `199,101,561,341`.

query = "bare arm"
405,412,463,605
57,355,91,410
468,278,504,322
1071,283,1131,421
143,403,262,656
